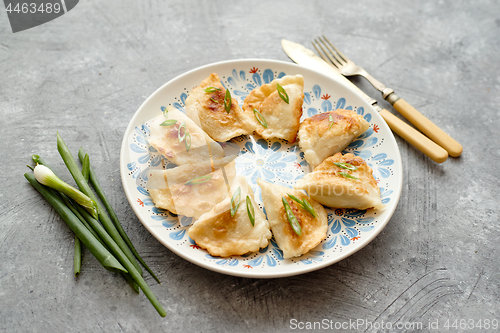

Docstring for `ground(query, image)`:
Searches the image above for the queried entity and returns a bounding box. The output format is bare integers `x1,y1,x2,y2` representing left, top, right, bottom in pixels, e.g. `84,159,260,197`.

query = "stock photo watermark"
290,318,499,331
3,0,79,33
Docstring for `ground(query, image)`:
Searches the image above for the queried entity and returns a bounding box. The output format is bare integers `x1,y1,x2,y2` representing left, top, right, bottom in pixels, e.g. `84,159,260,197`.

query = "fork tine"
311,40,331,65
321,35,348,63
312,38,341,69
318,36,346,66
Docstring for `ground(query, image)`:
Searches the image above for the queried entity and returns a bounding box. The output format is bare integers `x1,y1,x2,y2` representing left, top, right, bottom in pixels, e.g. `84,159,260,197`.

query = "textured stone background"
1,1,499,332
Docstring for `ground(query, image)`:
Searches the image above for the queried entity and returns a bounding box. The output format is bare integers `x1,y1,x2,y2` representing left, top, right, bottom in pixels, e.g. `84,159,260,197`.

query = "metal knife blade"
281,39,380,107
281,39,448,163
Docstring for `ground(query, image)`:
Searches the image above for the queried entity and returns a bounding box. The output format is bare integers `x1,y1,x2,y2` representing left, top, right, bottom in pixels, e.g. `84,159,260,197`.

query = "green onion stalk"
26,173,146,307
31,157,133,283
59,193,105,246
25,173,127,274
33,154,141,292
32,154,85,275
77,147,160,284
56,133,143,276
81,153,90,180
60,193,140,293
74,204,166,316
74,236,81,277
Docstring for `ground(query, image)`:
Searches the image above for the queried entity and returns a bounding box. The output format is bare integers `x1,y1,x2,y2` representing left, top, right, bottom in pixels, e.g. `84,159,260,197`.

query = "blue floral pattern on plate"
122,60,402,278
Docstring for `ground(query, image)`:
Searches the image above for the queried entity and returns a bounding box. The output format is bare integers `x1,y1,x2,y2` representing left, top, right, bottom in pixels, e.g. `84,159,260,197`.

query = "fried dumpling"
294,152,384,210
148,106,225,165
298,109,370,169
146,155,237,219
188,176,272,257
185,73,254,142
243,75,304,143
257,179,328,259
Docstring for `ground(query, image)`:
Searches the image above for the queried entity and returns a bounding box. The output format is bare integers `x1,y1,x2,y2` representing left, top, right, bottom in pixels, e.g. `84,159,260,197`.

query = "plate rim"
120,58,403,278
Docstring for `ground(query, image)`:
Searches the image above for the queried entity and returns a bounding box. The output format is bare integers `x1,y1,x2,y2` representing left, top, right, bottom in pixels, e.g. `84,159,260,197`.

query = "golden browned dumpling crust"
243,75,304,143
257,179,328,259
298,109,369,169
188,176,272,257
185,73,254,142
294,152,384,210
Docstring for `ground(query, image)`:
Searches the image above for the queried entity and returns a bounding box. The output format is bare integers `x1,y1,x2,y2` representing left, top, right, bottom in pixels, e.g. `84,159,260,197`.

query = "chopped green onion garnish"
328,114,334,130
287,193,303,205
230,187,241,217
334,162,358,171
253,108,268,128
276,83,289,104
339,172,359,180
287,193,317,218
282,196,301,236
184,174,213,186
160,119,177,127
33,164,99,219
301,198,317,218
178,121,187,143
246,196,255,226
161,106,168,117
184,132,191,151
210,97,219,103
204,86,221,93
224,89,231,113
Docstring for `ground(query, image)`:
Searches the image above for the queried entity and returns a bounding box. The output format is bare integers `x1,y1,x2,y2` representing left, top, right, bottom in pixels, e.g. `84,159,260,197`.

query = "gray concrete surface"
1,1,499,332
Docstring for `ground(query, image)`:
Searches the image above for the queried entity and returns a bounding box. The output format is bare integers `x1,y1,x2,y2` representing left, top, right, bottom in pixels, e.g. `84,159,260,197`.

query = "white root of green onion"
34,164,99,219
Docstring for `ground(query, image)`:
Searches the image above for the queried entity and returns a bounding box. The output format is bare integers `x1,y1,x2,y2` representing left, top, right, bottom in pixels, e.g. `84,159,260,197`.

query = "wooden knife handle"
379,109,448,163
390,97,463,157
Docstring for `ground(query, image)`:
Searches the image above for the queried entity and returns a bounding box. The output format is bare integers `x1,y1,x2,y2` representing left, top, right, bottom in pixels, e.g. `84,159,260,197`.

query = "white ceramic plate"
120,59,402,278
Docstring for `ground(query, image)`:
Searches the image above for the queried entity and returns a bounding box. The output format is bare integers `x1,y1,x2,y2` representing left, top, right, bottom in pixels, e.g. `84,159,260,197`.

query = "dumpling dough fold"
147,155,237,219
298,109,369,169
148,106,225,165
188,176,272,257
243,75,304,143
185,73,254,142
257,179,328,259
294,152,384,210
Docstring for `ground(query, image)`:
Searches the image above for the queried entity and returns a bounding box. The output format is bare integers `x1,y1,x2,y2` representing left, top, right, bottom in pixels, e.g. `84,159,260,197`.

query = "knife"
281,39,448,163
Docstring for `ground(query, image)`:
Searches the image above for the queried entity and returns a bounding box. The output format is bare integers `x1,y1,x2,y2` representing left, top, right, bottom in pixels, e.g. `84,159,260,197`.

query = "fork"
312,36,463,157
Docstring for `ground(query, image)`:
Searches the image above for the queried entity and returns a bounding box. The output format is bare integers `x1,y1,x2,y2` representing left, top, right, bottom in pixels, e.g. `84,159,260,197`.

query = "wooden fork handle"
379,109,448,163
387,96,463,157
